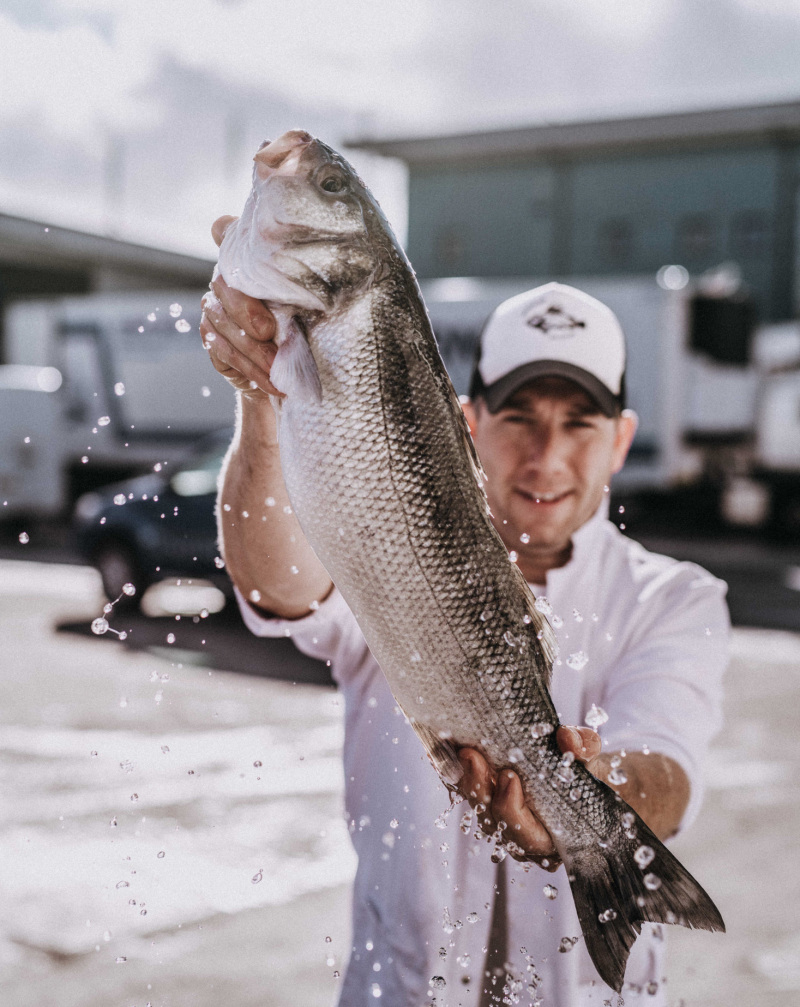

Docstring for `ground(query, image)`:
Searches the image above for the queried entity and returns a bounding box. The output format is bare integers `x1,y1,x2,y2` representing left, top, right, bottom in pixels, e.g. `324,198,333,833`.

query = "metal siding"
569,146,779,313
408,164,556,278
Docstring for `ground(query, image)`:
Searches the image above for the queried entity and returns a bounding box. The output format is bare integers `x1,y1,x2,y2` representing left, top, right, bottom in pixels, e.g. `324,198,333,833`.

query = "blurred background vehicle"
0,290,234,521
73,427,232,607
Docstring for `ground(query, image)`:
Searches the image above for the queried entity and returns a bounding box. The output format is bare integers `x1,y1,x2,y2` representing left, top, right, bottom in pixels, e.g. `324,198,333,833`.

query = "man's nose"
525,426,567,469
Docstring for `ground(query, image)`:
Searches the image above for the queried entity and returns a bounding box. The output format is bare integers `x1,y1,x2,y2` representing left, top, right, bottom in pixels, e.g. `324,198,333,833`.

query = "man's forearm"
590,751,690,841
217,393,332,617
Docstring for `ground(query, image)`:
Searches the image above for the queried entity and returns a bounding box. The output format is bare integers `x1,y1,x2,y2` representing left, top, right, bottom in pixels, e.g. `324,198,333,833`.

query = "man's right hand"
200,215,283,399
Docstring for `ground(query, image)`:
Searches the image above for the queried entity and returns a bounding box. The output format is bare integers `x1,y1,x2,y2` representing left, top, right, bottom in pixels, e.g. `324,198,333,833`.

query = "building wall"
407,139,799,320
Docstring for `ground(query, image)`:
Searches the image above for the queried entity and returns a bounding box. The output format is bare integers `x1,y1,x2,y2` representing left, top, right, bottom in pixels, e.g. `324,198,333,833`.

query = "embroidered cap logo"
525,303,586,339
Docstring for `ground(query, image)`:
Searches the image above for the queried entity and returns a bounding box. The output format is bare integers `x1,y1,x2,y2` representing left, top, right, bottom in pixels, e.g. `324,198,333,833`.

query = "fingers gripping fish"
216,129,724,993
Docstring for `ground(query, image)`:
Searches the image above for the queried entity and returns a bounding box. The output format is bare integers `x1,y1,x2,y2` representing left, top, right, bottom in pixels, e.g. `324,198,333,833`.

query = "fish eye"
320,174,347,194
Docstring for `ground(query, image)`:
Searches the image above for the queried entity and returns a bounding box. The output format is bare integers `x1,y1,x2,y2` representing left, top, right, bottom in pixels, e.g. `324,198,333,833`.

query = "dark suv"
74,430,233,606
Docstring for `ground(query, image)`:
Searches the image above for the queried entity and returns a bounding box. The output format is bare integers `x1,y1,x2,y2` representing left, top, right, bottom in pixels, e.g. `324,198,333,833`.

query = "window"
435,226,467,268
729,210,769,258
676,214,716,261
597,218,634,268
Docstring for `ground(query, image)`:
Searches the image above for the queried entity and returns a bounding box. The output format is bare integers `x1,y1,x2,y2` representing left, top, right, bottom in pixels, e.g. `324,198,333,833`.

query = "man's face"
466,377,637,574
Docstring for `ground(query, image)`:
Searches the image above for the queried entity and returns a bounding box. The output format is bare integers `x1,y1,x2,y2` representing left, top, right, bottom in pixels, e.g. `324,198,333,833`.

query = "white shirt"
237,507,729,1007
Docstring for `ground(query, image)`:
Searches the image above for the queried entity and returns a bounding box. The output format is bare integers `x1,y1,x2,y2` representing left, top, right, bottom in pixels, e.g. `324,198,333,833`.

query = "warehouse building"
353,100,800,321
0,213,214,357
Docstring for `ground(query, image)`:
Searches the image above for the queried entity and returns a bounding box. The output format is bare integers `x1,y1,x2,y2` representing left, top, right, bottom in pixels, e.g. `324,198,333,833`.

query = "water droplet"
169,303,182,317
325,936,332,943
599,908,618,923
389,818,399,829
371,982,382,998
290,565,299,575
161,745,170,754
157,851,165,859
608,767,628,785
584,703,608,729
201,386,211,397
430,976,446,989
98,416,111,426
18,531,29,544
130,793,138,802
520,532,530,544
558,937,575,953
214,556,225,569
113,494,126,506
508,747,524,764
634,845,655,869
114,382,125,396
251,869,263,884
530,721,554,739
646,981,659,995
490,844,507,863
566,650,588,671
552,614,564,628
621,812,635,829
116,880,129,889
466,912,479,923
91,618,109,635
166,633,175,645
109,817,117,827
509,550,518,562
249,589,262,603
81,455,89,463
543,884,558,899
533,596,552,616
644,872,661,890
115,956,127,963
174,318,191,333
147,311,157,321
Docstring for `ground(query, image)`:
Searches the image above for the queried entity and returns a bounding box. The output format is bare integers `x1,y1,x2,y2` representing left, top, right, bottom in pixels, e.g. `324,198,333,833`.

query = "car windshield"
170,446,227,497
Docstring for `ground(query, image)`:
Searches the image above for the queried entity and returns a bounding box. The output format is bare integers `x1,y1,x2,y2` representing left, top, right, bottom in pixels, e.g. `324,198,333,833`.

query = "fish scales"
217,129,725,993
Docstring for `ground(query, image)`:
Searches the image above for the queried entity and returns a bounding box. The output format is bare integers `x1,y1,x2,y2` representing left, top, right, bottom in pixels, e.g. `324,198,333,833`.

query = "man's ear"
460,395,478,438
611,409,638,474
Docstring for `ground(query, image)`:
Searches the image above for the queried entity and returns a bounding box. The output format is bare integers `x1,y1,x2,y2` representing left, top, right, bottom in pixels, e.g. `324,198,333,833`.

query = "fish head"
224,130,401,311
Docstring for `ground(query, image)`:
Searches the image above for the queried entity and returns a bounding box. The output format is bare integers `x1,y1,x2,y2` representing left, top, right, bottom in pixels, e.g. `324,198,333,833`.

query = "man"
200,233,728,1006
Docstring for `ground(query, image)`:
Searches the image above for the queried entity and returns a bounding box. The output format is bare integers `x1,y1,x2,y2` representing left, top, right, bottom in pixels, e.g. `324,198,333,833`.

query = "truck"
0,290,235,521
421,270,800,537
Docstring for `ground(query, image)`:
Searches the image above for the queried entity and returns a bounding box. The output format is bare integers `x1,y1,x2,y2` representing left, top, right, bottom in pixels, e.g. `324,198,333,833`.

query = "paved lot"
0,556,798,1006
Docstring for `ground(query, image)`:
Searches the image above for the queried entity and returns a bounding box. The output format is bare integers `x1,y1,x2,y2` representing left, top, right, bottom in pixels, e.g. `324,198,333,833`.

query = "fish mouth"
253,129,340,181
254,130,315,174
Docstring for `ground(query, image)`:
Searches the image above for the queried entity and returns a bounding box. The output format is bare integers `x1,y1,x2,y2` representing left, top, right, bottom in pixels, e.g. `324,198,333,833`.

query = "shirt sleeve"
599,564,730,830
233,584,372,687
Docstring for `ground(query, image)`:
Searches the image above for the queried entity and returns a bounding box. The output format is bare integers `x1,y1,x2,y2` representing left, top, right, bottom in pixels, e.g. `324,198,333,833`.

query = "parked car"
74,429,233,607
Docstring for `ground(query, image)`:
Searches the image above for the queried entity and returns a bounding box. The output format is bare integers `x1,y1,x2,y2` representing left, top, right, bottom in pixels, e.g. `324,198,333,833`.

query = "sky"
2,0,800,258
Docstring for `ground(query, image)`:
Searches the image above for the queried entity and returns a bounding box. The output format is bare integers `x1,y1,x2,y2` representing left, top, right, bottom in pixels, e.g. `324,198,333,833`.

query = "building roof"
347,98,800,166
0,212,214,283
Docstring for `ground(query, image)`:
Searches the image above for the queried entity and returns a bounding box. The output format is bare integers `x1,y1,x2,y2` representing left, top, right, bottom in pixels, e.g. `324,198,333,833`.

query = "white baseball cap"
469,282,627,416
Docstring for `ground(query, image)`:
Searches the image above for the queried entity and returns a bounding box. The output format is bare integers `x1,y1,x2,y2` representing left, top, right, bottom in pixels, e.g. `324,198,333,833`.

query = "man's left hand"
458,726,602,871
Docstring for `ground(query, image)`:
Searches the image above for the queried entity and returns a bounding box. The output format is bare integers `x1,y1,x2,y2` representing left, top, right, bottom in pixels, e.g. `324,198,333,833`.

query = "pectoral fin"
269,317,322,404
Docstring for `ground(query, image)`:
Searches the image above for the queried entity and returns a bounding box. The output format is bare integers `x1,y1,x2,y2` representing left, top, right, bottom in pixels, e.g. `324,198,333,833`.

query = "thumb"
211,214,239,248
556,725,602,764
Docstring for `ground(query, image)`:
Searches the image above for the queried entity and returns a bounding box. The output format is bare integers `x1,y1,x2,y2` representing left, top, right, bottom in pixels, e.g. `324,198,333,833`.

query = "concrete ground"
0,557,798,1006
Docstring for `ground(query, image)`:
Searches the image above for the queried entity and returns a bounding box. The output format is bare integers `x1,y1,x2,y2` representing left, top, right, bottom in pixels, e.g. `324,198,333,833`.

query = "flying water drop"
584,704,608,729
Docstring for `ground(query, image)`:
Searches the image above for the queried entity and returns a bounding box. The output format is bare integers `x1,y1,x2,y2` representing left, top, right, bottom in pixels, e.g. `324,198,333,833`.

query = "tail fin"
560,810,725,993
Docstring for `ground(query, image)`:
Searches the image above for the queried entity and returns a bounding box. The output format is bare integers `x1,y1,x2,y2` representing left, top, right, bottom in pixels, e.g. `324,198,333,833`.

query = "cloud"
2,0,800,255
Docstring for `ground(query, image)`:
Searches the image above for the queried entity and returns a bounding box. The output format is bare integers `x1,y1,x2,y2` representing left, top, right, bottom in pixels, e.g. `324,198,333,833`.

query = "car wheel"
95,542,149,609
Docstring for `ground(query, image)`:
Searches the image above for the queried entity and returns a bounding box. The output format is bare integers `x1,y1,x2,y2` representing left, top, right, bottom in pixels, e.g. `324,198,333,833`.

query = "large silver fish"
217,129,724,992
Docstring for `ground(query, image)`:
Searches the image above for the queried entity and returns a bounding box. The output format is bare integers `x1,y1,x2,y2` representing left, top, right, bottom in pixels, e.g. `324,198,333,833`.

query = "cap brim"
481,360,620,416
